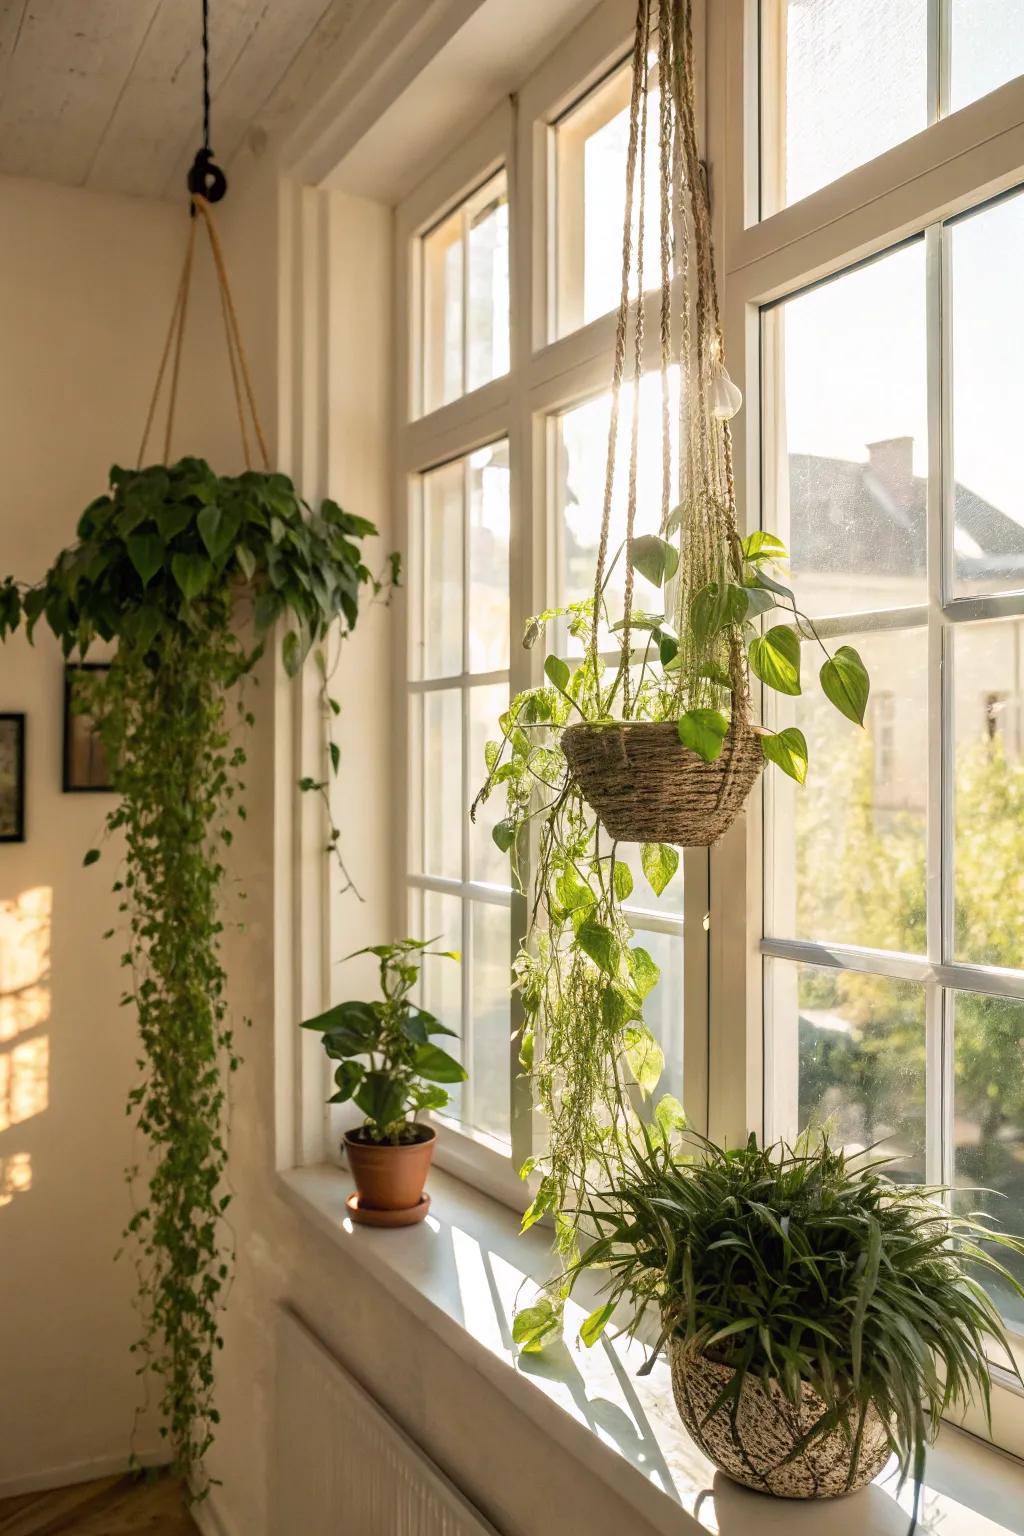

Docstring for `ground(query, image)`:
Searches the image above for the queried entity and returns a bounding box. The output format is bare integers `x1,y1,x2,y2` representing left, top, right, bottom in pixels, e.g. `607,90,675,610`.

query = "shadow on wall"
0,885,51,1207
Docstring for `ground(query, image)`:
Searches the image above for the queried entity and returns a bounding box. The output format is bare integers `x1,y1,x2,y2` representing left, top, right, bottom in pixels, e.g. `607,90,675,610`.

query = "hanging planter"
0,4,396,1497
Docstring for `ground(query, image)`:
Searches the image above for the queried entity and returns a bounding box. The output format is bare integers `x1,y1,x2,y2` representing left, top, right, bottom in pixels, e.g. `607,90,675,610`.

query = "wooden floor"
0,1474,198,1535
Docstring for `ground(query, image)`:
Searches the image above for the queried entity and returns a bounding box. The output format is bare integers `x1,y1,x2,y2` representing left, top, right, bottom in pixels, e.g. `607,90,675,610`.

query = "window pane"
466,179,509,393
468,901,511,1141
419,460,463,679
953,622,1024,970
769,959,927,1181
421,172,508,415
951,192,1024,596
421,689,462,879
468,683,509,887
555,370,680,648
633,926,684,1102
953,992,1024,1329
419,889,464,1120
468,441,510,671
768,627,928,953
951,1,1024,114
762,0,927,213
765,242,928,619
555,60,666,337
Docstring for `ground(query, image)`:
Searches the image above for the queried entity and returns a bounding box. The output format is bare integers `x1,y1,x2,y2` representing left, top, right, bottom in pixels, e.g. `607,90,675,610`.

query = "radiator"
272,1306,501,1536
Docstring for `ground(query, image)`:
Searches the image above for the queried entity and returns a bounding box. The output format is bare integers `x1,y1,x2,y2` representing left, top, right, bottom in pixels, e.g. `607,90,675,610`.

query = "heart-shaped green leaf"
820,645,869,725
544,653,570,691
749,625,801,695
170,552,212,601
641,841,678,896
678,706,730,762
623,1025,664,1097
761,726,809,784
630,534,679,587
126,532,164,587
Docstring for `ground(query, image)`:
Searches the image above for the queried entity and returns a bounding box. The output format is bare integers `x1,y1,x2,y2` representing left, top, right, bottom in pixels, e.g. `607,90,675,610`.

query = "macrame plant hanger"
560,0,763,847
137,0,269,474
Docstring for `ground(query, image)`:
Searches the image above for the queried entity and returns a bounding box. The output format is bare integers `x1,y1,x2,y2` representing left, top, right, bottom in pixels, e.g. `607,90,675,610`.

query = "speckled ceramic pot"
669,1339,892,1498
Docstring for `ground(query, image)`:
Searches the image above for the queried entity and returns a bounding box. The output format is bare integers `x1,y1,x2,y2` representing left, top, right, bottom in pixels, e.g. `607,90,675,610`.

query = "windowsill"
277,1163,1024,1536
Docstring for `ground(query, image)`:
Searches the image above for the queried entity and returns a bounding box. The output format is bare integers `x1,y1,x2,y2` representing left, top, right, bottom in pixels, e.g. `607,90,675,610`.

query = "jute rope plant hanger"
560,0,764,848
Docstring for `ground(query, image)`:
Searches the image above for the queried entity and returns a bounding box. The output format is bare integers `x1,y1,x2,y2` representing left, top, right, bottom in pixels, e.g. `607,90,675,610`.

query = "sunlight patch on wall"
0,1151,32,1207
0,885,52,1042
0,1036,49,1130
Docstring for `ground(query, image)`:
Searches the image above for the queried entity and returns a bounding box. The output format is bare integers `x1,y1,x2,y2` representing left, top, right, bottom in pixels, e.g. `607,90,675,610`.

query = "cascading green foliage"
563,1130,1024,1525
0,457,394,1491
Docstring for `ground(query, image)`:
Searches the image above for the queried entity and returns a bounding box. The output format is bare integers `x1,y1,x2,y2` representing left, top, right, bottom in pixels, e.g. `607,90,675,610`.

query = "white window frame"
709,0,1024,1456
393,0,711,1207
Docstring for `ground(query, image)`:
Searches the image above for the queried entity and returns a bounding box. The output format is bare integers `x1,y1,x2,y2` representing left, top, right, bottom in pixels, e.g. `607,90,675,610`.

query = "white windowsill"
277,1163,1024,1536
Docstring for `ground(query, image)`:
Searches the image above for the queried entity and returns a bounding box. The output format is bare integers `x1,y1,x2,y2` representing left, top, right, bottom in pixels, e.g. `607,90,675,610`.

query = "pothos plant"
0,457,396,1490
472,531,870,1353
300,938,465,1142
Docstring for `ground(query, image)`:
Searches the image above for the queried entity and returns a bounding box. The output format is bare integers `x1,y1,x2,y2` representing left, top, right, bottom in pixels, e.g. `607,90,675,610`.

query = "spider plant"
566,1128,1024,1522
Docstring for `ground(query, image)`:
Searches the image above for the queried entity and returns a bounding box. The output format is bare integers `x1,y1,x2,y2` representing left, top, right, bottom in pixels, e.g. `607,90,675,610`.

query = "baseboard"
0,1449,167,1501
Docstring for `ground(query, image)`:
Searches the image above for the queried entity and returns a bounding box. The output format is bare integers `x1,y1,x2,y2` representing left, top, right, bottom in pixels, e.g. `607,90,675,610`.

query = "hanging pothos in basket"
473,0,870,1350
0,192,397,1491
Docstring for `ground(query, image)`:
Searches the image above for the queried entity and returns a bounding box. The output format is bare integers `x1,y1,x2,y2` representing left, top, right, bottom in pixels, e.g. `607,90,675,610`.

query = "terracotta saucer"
346,1192,431,1228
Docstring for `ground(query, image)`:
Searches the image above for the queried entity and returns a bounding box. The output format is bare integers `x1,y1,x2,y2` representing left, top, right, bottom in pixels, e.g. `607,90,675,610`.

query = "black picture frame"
0,713,26,842
63,663,114,793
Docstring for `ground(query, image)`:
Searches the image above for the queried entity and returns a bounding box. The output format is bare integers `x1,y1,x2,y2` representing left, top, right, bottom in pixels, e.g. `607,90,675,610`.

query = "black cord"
187,0,227,204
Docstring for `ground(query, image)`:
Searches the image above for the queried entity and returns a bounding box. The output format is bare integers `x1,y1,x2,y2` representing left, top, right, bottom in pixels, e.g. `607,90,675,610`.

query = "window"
761,0,1024,214
421,171,509,414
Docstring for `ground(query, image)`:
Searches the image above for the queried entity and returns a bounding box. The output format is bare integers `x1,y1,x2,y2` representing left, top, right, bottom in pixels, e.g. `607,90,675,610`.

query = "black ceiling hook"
187,147,227,208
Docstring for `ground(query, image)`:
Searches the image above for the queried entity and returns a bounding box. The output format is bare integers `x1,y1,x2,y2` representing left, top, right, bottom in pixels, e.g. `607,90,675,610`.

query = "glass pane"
632,926,684,1102
423,209,463,412
951,192,1024,596
951,0,1024,114
770,959,927,1181
953,622,1024,970
419,460,463,679
468,901,511,1141
421,172,509,415
765,241,928,619
468,683,509,887
419,889,464,1119
953,992,1024,1329
762,0,927,213
768,626,927,953
468,441,510,671
555,60,667,337
422,690,462,879
466,175,510,393
555,369,680,649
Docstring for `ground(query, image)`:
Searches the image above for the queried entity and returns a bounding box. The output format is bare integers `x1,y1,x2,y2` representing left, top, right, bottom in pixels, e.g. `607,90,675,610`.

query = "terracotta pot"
343,1125,436,1212
669,1339,892,1499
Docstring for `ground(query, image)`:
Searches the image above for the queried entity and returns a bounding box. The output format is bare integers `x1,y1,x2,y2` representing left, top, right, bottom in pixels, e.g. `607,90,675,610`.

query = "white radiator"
272,1306,501,1536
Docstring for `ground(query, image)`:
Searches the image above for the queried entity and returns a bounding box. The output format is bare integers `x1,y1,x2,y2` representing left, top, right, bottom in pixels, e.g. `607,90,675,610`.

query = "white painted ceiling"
0,0,367,200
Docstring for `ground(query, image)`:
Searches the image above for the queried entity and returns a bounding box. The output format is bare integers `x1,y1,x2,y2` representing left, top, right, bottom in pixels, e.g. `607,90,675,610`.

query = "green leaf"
254,590,283,632
511,1299,560,1353
629,535,679,588
749,625,801,695
544,654,570,691
612,860,634,902
741,530,788,563
353,1071,406,1129
820,645,869,726
170,552,212,601
627,945,660,1001
641,842,679,896
492,818,517,853
577,919,620,975
742,585,776,619
235,543,257,582
623,1026,664,1097
83,848,101,867
654,1093,687,1141
329,741,341,776
282,629,301,678
126,533,165,587
412,1042,468,1083
520,1174,559,1233
331,1061,364,1102
761,727,809,784
580,1301,616,1348
678,707,729,762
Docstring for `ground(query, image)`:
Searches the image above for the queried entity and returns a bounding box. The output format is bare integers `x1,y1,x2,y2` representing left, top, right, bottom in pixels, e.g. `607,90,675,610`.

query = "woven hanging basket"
669,1340,892,1499
563,0,763,850
562,719,763,846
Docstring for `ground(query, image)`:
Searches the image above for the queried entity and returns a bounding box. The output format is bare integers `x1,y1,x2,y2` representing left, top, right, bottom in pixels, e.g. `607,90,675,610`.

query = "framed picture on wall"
0,713,25,841
63,663,113,793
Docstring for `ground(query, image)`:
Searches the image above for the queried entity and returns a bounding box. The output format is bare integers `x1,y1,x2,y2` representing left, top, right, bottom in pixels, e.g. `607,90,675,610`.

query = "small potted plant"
300,938,464,1226
563,1127,1024,1520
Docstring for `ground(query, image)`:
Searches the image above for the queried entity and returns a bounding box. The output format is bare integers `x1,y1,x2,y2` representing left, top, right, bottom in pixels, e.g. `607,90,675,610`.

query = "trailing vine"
0,457,394,1490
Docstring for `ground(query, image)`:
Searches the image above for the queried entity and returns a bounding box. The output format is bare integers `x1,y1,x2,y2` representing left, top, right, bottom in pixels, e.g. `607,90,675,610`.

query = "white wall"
0,170,258,1495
